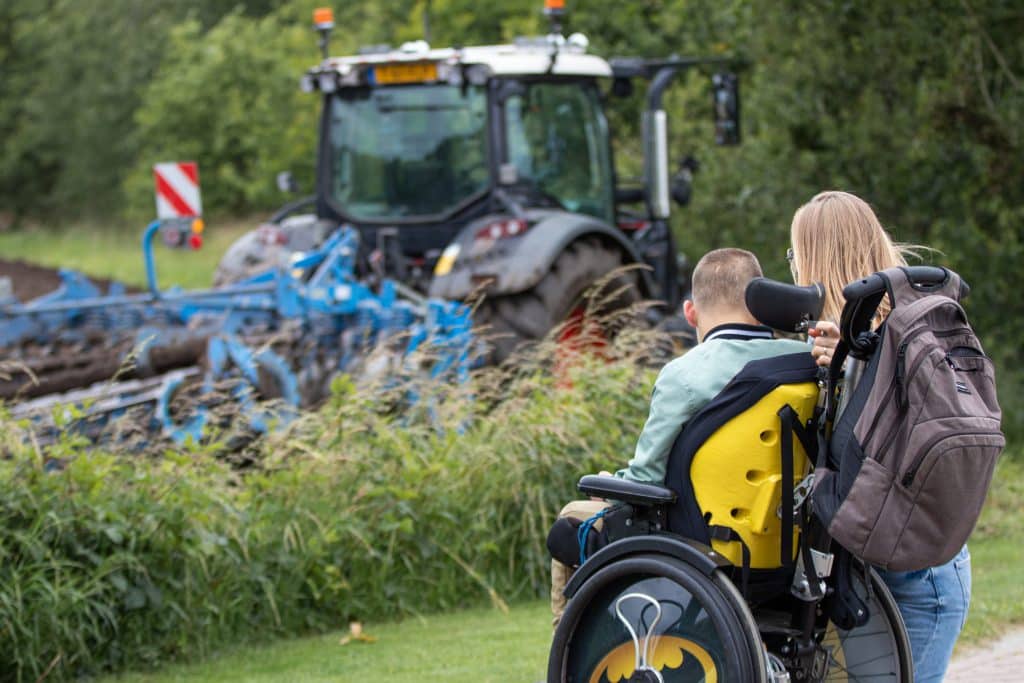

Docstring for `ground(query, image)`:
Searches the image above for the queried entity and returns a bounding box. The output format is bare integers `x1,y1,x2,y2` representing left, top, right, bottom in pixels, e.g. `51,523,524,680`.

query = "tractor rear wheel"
475,237,642,362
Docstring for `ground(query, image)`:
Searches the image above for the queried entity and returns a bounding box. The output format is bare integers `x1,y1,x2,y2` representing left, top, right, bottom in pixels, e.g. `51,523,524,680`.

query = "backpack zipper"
895,326,974,408
895,340,910,409
870,326,972,458
901,428,1003,487
856,301,971,453
946,346,987,370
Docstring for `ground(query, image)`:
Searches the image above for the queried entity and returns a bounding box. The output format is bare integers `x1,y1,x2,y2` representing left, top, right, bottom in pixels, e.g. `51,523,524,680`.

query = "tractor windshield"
327,85,489,220
502,81,614,222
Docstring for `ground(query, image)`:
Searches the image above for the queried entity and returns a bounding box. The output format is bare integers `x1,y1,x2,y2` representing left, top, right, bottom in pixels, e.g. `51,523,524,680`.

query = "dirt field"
0,258,128,301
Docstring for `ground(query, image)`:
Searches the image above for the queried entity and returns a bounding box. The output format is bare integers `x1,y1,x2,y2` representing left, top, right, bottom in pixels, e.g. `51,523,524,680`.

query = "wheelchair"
544,271,955,682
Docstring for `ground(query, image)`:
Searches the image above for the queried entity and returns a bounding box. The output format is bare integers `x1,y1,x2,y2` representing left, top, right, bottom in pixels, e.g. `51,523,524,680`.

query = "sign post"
153,162,204,249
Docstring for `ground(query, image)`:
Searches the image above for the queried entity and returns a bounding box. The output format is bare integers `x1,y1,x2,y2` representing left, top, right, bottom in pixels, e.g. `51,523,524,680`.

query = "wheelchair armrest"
578,475,677,507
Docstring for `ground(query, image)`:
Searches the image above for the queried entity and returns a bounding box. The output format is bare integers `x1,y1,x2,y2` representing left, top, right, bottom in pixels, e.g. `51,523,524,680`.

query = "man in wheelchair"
546,249,913,682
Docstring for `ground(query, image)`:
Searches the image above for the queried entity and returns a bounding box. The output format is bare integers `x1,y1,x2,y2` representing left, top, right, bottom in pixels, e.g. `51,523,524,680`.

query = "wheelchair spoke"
834,628,892,640
826,673,899,682
825,649,900,681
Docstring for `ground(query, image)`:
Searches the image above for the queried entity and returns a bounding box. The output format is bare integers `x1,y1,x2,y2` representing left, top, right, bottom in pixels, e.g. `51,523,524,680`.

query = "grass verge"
959,456,1024,645
103,601,552,683
93,459,1022,683
0,218,253,290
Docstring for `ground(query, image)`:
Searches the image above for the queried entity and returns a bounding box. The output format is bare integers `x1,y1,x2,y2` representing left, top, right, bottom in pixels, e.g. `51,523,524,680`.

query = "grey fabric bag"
812,267,1004,571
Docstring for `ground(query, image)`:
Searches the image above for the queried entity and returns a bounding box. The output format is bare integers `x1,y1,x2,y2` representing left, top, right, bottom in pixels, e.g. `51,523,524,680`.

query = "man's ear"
683,299,698,328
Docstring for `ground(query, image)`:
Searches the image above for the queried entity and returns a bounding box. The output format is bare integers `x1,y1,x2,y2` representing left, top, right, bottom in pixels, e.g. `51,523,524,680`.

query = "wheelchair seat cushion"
664,352,819,569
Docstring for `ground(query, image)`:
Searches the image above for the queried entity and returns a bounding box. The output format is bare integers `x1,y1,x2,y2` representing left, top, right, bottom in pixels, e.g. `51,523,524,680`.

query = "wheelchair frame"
548,478,912,682
544,272,954,682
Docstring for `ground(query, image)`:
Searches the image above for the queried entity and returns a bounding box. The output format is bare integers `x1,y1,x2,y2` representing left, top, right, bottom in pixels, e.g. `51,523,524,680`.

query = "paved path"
946,628,1024,682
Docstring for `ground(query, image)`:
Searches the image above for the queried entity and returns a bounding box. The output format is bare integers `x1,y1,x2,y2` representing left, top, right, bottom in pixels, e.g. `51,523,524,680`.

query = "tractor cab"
301,32,619,272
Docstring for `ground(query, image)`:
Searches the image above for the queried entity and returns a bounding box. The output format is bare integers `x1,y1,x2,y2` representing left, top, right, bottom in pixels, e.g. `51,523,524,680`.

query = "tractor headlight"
434,244,461,276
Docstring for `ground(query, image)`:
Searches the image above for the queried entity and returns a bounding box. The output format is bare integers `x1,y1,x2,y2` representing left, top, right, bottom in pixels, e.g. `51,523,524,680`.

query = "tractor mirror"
711,72,740,146
276,171,300,194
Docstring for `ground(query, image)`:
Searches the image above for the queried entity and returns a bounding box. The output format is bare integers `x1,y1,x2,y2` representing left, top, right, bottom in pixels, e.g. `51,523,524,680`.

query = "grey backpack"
812,267,1004,571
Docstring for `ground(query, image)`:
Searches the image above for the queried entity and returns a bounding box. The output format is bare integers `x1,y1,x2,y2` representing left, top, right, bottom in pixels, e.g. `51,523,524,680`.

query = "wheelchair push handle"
839,265,970,357
840,265,960,302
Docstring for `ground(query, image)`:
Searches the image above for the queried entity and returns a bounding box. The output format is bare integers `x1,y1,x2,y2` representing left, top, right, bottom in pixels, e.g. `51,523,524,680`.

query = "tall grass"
0,315,659,681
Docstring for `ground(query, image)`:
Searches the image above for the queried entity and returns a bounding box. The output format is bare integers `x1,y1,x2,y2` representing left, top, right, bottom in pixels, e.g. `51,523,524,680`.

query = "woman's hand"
809,321,840,367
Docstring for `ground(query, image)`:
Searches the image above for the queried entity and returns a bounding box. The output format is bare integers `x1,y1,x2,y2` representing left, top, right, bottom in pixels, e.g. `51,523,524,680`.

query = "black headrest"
745,278,825,333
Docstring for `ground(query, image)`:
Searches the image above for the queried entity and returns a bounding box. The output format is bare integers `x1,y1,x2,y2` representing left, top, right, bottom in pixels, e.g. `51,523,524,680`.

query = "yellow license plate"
374,62,438,84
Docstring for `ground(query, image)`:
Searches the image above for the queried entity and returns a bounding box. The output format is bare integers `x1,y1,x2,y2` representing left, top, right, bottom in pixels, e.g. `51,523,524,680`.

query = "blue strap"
577,509,609,566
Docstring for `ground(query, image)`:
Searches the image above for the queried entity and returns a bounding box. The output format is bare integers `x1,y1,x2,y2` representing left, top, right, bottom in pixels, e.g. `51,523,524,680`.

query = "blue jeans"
876,546,972,683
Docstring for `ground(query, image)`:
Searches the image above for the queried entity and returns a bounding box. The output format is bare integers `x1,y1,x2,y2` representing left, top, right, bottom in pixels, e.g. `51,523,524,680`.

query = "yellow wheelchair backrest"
692,382,818,568
663,352,820,570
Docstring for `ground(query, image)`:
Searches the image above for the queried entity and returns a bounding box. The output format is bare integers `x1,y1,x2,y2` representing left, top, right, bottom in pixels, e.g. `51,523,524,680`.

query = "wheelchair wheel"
548,553,767,683
819,568,913,682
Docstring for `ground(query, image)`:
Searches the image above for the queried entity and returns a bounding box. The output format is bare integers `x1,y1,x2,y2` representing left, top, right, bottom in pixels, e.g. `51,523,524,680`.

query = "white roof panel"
324,41,613,79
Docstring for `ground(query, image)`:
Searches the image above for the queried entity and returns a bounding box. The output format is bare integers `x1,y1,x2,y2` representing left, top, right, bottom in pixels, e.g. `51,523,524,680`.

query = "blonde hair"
692,247,763,312
790,191,914,324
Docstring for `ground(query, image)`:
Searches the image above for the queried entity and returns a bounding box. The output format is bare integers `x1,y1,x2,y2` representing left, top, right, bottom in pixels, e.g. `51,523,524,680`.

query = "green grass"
102,601,551,683
958,456,1024,645
95,459,1023,683
0,218,253,290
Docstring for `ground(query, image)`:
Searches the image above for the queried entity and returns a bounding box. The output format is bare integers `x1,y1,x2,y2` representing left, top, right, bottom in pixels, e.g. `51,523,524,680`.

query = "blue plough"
0,220,474,446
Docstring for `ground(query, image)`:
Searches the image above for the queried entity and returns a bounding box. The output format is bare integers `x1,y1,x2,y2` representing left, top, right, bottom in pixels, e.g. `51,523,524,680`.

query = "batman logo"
587,635,719,683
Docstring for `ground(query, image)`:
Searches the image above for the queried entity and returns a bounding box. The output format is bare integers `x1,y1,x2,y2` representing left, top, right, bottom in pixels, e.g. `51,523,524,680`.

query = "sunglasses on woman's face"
787,247,798,281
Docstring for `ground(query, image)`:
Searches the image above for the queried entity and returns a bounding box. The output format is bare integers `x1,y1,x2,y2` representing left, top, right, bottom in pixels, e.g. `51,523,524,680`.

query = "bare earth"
946,627,1024,682
0,259,129,301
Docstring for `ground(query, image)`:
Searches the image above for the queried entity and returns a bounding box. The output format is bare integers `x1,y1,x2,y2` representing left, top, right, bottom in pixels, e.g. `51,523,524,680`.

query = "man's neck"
697,311,762,343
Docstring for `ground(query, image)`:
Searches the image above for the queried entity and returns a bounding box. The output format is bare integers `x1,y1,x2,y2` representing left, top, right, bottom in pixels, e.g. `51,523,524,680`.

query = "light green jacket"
616,333,810,483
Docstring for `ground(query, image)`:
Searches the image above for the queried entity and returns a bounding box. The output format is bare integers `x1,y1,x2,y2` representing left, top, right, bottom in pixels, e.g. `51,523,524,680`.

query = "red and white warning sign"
153,162,202,219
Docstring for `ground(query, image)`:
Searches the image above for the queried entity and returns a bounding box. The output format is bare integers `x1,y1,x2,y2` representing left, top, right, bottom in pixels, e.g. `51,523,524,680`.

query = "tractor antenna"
314,7,335,61
544,0,566,37
423,0,432,43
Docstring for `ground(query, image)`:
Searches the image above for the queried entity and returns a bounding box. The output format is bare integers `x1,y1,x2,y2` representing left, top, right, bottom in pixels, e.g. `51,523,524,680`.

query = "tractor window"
327,85,489,220
503,81,614,222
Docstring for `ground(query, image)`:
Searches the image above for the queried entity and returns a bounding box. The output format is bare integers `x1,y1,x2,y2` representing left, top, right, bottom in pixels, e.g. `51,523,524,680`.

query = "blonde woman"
789,190,970,683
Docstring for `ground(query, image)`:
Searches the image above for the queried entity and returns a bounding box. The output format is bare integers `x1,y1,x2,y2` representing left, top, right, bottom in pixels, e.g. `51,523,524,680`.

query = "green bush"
122,12,319,218
0,337,654,681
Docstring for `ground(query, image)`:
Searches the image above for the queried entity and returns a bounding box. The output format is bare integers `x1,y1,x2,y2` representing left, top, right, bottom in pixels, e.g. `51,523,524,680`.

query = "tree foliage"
0,1,1021,421
123,12,318,216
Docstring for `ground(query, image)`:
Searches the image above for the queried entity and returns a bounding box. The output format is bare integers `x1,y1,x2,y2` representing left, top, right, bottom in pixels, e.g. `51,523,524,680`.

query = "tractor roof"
305,36,612,91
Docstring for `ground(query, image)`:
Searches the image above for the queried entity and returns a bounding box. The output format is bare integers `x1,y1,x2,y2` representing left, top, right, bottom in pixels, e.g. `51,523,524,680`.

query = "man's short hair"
691,248,763,311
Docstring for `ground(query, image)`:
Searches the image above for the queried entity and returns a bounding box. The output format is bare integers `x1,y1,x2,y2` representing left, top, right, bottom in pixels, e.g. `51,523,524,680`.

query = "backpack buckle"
777,473,815,519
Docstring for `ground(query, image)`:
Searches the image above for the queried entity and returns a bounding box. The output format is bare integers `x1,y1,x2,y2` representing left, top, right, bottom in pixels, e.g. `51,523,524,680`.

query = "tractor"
216,3,741,360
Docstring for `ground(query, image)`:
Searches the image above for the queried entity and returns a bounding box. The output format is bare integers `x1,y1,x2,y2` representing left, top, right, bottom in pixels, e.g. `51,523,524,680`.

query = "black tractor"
215,5,741,359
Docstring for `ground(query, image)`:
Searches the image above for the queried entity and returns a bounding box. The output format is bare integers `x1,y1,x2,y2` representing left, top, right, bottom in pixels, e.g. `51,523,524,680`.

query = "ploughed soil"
0,259,131,301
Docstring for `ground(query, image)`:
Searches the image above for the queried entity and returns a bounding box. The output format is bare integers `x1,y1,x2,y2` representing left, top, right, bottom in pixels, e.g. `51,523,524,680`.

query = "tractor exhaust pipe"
643,66,680,221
